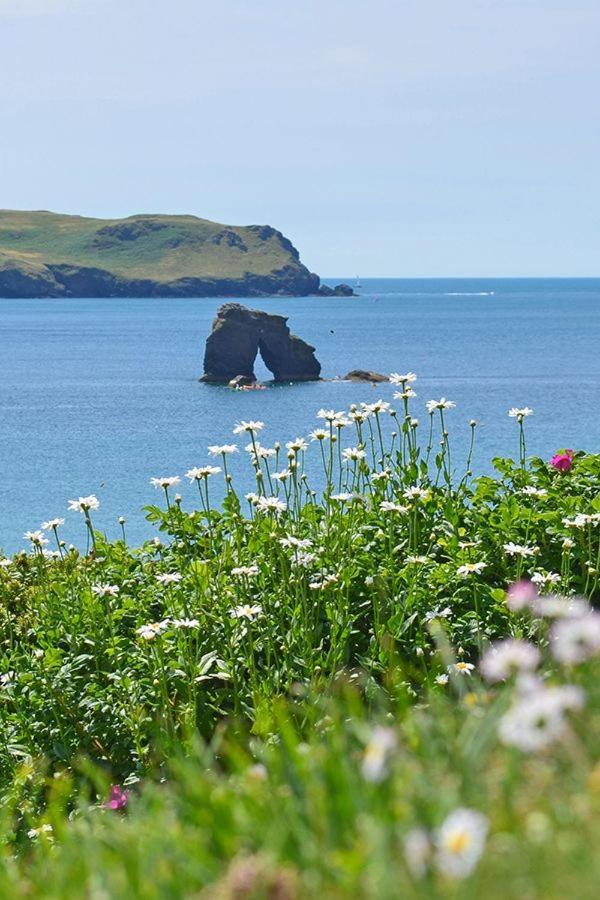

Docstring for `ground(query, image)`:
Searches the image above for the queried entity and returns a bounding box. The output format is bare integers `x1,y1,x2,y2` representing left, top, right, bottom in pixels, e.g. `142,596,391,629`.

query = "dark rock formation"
344,370,389,382
0,257,64,298
201,303,321,383
317,283,355,297
0,262,321,300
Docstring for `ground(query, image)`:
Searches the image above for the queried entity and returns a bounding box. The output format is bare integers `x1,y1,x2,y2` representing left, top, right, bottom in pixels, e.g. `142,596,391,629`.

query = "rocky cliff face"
0,262,318,299
0,211,321,298
201,303,321,383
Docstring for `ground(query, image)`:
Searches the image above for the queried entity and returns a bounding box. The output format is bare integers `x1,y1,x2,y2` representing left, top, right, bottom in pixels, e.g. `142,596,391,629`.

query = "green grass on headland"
1,388,599,896
0,208,311,284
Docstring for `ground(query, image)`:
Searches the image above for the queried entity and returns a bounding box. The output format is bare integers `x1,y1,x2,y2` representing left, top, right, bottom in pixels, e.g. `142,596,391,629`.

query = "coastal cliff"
0,210,321,298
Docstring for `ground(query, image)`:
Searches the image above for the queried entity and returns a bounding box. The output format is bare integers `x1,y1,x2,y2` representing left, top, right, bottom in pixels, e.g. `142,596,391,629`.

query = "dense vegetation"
1,381,599,896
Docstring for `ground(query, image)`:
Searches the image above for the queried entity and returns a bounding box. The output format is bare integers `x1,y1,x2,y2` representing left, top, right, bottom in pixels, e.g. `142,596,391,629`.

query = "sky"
0,0,598,276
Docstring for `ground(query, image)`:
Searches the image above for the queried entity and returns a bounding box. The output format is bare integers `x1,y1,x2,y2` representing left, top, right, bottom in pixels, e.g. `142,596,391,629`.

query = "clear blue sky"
0,0,598,276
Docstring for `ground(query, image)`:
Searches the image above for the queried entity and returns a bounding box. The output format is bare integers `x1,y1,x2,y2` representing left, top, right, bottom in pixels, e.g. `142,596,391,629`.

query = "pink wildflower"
550,449,574,472
506,579,538,612
102,785,129,811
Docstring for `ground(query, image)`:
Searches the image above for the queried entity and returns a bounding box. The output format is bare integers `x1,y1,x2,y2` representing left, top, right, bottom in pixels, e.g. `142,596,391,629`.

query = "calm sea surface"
1,278,599,553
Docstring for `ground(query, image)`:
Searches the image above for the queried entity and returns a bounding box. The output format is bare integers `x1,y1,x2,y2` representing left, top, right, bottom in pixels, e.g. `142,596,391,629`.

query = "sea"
1,278,598,554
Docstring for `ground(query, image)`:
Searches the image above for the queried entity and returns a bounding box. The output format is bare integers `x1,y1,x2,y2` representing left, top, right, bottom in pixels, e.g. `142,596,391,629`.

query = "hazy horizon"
1,0,599,277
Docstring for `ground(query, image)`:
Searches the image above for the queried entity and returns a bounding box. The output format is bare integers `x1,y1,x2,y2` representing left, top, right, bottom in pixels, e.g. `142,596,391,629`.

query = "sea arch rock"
201,303,321,383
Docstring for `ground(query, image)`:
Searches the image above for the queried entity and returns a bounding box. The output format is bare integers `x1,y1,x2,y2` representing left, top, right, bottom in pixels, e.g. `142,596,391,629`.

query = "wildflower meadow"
1,375,599,897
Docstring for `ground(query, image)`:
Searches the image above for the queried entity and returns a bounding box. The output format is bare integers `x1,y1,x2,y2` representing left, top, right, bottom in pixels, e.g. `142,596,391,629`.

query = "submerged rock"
201,303,321,383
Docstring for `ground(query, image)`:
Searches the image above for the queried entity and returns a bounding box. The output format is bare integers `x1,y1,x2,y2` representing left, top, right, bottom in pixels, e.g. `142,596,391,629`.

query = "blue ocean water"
0,278,598,554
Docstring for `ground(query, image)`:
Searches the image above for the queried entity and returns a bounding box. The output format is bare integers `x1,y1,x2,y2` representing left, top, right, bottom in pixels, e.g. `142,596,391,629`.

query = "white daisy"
448,662,474,676
255,496,287,514
41,518,65,530
172,618,200,629
230,565,259,577
155,572,182,585
426,398,456,413
279,536,313,550
521,486,547,499
208,444,238,456
67,495,100,512
230,604,263,620
285,437,308,453
233,420,264,435
92,584,120,598
503,542,537,558
361,400,390,415
185,466,221,481
380,501,408,514
457,562,487,577
530,571,561,590
389,372,417,385
24,530,48,546
342,447,366,462
150,477,180,490
136,620,169,640
508,406,533,420
316,408,345,422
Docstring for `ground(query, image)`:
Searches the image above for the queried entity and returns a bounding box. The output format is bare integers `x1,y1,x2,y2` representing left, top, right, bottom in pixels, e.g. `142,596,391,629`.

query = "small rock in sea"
343,370,389,383
317,283,355,297
228,374,256,388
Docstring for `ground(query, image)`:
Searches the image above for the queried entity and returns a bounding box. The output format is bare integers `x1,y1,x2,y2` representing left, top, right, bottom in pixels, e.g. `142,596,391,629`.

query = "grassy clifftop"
0,210,320,297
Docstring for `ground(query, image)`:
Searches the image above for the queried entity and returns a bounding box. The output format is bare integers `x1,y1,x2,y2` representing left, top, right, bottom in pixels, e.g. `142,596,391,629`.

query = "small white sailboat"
355,275,362,289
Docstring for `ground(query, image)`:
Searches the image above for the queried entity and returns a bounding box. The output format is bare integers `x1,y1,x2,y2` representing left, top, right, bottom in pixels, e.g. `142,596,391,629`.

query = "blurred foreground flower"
550,611,600,664
506,579,538,611
361,726,397,782
102,785,129,811
435,808,489,879
480,639,540,683
499,682,585,752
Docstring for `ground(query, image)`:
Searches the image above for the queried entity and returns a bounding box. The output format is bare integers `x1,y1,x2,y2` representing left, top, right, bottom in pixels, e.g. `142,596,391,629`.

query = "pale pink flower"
506,579,538,612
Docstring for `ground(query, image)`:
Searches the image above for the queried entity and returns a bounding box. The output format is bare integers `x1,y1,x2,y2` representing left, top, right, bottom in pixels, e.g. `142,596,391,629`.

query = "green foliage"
0,401,598,896
3,668,600,898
